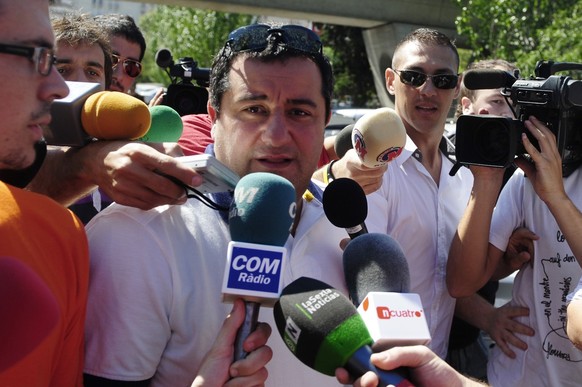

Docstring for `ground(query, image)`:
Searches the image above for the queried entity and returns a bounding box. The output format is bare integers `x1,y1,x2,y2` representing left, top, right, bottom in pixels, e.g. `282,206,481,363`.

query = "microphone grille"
322,178,367,228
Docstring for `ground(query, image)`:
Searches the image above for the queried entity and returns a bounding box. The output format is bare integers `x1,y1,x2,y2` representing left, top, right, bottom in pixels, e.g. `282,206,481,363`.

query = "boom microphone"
274,277,413,386
322,177,368,239
343,233,431,350
352,107,406,168
0,257,60,371
45,81,151,146
138,105,184,142
223,172,296,361
463,68,518,90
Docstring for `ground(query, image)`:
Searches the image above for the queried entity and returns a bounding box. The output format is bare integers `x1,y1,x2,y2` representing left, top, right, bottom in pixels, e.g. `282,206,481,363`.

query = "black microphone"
334,123,355,158
273,277,414,386
343,233,431,351
322,177,368,239
463,68,517,90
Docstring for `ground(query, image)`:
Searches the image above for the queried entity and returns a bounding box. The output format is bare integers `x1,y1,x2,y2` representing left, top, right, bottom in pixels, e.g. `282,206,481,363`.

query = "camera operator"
448,108,582,387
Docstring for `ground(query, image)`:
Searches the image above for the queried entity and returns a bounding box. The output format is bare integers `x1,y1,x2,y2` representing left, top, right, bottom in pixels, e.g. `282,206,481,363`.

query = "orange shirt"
0,182,89,387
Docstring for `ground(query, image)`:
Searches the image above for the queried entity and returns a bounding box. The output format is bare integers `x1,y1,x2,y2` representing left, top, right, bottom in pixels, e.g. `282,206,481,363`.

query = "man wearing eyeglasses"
358,28,474,360
83,23,351,386
0,0,89,385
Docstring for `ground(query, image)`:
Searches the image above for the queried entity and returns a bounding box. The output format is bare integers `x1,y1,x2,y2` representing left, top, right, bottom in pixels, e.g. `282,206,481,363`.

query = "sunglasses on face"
224,24,323,55
111,54,142,78
392,69,459,90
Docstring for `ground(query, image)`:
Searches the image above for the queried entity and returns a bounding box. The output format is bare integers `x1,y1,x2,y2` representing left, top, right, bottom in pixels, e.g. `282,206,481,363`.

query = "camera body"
156,49,210,116
455,61,582,176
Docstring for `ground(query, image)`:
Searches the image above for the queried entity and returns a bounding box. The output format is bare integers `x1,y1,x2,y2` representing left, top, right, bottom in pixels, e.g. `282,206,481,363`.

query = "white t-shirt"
84,186,349,387
366,136,474,358
487,168,582,387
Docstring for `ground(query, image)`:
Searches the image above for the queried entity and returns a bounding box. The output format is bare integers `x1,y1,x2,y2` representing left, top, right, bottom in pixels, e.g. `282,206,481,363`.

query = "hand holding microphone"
273,276,414,386
222,172,296,361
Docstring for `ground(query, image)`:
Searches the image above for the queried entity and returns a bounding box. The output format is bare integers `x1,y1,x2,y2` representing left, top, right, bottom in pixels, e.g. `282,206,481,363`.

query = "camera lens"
475,120,511,164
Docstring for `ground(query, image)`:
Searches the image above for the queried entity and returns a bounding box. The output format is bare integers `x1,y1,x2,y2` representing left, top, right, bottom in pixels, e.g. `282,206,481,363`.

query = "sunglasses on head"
111,54,142,78
392,69,459,90
224,24,323,55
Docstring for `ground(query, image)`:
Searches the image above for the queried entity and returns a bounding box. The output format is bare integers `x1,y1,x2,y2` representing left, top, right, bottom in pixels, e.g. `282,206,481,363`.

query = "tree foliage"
139,6,253,84
455,0,582,76
318,24,378,107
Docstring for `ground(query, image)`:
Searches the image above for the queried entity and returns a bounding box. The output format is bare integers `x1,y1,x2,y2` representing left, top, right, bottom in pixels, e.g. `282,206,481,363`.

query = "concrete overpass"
134,0,461,106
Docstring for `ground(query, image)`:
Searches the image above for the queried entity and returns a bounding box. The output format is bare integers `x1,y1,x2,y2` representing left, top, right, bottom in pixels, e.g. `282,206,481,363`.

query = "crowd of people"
2,1,582,386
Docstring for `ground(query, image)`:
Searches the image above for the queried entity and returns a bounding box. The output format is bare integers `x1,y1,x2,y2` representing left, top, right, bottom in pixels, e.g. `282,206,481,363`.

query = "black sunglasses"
0,43,56,76
224,24,323,55
111,54,142,78
393,69,459,90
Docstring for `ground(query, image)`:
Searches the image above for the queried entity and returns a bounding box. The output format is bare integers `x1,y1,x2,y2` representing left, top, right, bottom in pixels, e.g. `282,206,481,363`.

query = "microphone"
334,123,355,158
343,233,431,351
45,81,151,146
463,68,518,90
0,257,60,371
273,276,413,386
352,107,406,168
138,105,184,142
222,172,296,361
322,177,368,239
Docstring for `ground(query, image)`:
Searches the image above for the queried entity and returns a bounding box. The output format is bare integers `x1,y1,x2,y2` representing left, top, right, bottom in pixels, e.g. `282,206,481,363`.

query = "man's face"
462,88,514,118
386,42,460,139
0,0,68,171
108,35,141,93
210,55,328,198
55,42,106,88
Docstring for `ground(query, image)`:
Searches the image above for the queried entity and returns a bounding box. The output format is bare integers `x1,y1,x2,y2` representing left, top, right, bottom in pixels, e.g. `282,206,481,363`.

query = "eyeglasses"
224,24,323,55
111,54,142,78
0,43,56,76
392,69,459,90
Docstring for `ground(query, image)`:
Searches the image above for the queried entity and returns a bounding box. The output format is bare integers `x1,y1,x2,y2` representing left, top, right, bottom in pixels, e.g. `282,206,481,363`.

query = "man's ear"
385,67,396,96
460,96,474,115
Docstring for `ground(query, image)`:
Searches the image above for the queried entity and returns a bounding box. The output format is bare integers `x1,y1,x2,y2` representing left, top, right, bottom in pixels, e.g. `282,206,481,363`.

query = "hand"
85,141,203,210
148,87,166,107
515,116,566,204
335,345,486,387
504,227,538,271
192,299,273,387
484,302,534,359
330,149,387,194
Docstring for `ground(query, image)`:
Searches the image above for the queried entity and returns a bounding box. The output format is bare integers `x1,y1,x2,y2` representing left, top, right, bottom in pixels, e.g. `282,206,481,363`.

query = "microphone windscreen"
229,172,296,246
0,257,60,371
81,91,151,140
139,105,183,142
343,233,410,305
352,107,406,168
323,178,367,228
273,277,373,376
334,124,355,158
463,69,517,90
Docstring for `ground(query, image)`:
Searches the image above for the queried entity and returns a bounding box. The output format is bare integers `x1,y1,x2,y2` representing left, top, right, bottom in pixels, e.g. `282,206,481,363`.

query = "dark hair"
51,11,113,88
209,25,334,119
93,14,146,61
393,27,459,70
455,58,518,118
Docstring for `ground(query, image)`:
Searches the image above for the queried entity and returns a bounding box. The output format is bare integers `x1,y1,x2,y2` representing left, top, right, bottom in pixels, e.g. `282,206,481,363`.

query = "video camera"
454,60,582,176
155,48,210,116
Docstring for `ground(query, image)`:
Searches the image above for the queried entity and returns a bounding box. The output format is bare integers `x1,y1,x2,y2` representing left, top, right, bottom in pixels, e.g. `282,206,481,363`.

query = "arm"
567,299,582,350
28,141,203,209
516,117,582,266
454,294,533,359
335,346,487,387
192,298,272,387
447,166,506,297
491,227,538,280
312,149,386,195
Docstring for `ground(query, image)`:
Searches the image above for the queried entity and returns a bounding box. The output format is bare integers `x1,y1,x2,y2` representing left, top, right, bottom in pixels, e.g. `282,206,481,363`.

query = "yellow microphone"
352,107,406,168
81,91,151,140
